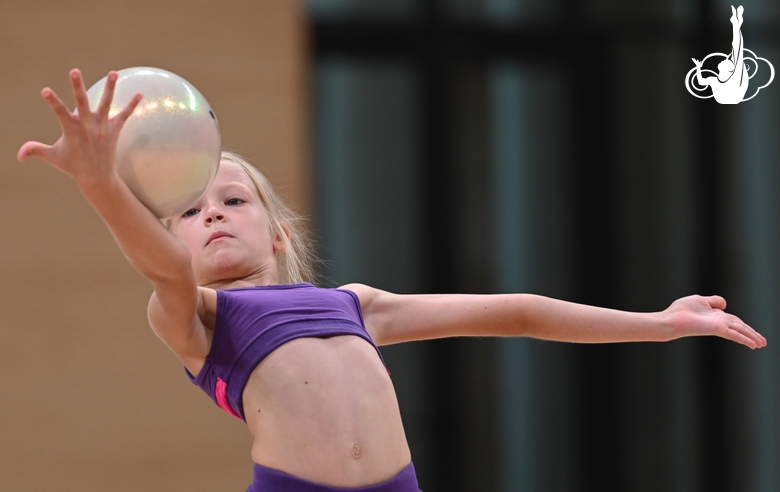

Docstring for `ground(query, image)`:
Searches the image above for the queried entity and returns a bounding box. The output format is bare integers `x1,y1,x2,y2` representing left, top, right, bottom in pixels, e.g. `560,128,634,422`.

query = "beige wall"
0,1,310,490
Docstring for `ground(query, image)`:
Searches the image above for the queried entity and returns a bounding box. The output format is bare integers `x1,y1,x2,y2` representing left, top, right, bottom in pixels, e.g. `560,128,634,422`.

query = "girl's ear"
272,223,292,253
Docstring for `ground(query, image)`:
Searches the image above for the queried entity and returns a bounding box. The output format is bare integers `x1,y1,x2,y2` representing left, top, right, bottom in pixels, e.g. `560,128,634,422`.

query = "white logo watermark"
685,5,774,104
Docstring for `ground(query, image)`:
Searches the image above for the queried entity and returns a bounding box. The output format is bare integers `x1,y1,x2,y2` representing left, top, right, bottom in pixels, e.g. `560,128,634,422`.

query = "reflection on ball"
85,67,221,218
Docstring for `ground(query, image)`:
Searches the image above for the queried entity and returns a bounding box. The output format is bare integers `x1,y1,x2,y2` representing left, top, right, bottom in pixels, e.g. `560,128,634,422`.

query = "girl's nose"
203,203,226,223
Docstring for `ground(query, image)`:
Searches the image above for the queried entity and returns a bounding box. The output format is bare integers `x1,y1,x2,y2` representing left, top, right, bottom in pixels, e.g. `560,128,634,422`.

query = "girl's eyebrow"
212,182,254,194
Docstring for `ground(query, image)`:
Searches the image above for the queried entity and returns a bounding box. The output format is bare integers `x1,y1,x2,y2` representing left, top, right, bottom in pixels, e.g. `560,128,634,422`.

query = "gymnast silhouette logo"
685,5,774,104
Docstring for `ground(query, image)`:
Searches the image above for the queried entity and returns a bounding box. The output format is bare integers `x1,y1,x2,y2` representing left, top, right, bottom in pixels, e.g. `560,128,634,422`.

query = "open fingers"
724,330,757,349
41,87,74,129
724,326,760,349
96,71,119,119
69,69,93,119
721,316,767,349
735,319,767,348
112,92,143,128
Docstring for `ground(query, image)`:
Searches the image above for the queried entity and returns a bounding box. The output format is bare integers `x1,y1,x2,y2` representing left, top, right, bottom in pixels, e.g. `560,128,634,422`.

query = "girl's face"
169,160,285,287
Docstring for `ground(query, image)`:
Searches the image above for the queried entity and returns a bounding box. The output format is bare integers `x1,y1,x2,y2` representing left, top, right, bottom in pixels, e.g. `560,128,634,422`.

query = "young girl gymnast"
18,70,767,492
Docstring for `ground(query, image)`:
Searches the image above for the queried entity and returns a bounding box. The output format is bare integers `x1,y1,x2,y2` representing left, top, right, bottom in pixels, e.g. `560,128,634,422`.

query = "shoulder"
338,283,406,343
147,285,216,322
338,283,388,308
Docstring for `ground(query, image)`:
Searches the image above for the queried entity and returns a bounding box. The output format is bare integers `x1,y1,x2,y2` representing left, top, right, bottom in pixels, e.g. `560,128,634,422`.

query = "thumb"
17,141,52,162
706,295,727,310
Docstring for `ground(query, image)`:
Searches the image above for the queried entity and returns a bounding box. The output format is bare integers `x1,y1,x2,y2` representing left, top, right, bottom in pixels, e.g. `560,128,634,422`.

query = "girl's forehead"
211,160,254,190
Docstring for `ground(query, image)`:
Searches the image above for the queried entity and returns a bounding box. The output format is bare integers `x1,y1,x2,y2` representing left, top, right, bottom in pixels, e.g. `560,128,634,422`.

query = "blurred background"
1,0,778,491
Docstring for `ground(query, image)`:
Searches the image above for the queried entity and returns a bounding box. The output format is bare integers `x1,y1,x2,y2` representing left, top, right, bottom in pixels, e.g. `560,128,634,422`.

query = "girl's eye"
226,198,243,206
182,208,198,218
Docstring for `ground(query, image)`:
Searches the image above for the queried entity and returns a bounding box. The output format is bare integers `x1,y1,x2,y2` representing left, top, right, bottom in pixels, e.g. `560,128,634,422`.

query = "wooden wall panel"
0,1,310,490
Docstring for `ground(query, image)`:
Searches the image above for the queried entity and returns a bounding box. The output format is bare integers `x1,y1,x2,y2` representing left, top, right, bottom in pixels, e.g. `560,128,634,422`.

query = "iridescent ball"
85,67,221,218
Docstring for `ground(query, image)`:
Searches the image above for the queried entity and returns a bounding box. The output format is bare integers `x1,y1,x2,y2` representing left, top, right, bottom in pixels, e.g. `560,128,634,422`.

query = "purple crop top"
186,282,385,421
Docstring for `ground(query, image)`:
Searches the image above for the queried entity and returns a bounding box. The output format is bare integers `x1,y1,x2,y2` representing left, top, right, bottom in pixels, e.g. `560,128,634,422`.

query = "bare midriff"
242,335,412,488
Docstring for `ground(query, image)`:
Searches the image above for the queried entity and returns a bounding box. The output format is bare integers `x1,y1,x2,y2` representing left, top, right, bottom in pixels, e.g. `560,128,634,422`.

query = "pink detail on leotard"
215,377,242,419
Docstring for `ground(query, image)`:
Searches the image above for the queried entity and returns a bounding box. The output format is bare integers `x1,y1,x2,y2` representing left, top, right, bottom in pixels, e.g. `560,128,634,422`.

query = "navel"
351,443,362,460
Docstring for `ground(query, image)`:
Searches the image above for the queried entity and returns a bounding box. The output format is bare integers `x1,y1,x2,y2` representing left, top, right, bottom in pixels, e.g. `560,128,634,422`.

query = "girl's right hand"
17,69,142,191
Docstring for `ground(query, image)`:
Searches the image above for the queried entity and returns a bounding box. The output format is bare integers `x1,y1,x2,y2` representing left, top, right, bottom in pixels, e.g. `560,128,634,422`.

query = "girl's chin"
205,250,246,267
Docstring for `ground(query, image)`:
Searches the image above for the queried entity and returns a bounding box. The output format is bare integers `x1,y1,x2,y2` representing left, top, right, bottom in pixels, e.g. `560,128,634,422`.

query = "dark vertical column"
564,0,624,489
417,2,465,491
692,1,728,491
451,61,501,492
419,7,456,293
417,3,502,491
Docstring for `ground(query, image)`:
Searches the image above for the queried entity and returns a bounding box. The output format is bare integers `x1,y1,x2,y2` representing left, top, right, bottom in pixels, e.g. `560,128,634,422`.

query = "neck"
201,266,281,290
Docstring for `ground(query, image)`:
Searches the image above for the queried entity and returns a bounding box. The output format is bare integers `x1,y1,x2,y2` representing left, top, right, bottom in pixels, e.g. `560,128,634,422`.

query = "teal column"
489,63,574,492
735,45,780,492
490,63,537,492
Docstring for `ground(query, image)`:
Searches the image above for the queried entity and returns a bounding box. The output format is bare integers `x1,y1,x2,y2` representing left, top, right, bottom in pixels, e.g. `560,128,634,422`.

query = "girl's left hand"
663,295,767,349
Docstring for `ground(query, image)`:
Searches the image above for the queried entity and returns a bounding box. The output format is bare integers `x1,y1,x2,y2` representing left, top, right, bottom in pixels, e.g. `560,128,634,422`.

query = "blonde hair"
220,151,318,284
164,151,318,285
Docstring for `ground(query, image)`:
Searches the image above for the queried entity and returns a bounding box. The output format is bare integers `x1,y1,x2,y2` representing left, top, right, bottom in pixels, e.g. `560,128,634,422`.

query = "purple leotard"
247,462,422,492
186,282,421,491
186,282,385,421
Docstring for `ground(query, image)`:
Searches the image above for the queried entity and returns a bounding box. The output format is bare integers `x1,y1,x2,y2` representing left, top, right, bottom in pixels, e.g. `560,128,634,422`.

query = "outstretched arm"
344,284,766,349
692,58,711,87
19,69,208,368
